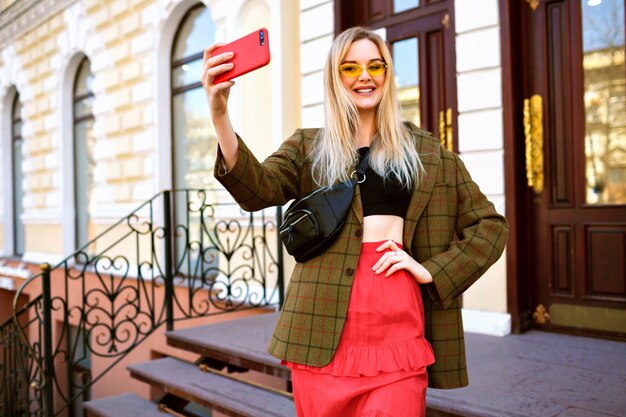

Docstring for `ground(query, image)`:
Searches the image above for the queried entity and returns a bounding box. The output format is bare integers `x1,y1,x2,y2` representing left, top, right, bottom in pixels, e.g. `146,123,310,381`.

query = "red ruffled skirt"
284,241,435,416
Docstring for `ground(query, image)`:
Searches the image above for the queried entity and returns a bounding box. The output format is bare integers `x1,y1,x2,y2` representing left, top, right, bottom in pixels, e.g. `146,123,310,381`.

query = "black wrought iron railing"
0,188,285,417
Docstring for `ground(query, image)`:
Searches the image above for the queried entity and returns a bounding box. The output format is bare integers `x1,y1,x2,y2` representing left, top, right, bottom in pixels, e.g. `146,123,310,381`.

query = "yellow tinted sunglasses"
339,62,388,78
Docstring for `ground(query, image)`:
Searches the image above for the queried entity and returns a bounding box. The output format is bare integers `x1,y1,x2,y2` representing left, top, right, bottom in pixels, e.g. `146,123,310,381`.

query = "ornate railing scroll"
0,188,284,416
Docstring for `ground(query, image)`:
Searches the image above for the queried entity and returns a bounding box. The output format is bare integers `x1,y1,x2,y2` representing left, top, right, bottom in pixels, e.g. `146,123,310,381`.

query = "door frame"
500,0,533,333
500,0,626,335
502,0,626,339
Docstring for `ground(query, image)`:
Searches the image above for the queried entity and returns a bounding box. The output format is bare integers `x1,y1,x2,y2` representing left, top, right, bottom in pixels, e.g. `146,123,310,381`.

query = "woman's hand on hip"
372,240,433,284
201,43,236,118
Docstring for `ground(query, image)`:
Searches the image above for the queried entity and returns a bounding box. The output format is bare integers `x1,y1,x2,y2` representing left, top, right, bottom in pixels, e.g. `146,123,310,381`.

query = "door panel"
546,1,575,206
586,226,626,300
524,0,626,338
425,28,445,137
551,225,574,297
387,12,455,149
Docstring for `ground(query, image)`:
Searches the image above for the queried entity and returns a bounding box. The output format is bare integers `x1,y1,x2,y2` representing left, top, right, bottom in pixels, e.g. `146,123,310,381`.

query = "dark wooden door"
336,0,457,151
522,0,626,338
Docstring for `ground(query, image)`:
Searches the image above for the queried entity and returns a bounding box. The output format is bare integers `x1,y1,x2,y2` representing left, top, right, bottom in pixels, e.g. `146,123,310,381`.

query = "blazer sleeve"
213,130,305,212
422,153,509,309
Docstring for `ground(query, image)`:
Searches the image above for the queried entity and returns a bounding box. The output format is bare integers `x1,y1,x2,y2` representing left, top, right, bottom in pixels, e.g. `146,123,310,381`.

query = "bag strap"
352,151,370,183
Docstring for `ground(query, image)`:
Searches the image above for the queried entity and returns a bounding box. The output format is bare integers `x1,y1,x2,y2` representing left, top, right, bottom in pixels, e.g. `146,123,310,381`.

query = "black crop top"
358,147,412,217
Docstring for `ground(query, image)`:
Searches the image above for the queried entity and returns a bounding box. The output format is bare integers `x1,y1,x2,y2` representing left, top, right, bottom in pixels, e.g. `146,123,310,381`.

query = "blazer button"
346,268,355,276
355,229,362,237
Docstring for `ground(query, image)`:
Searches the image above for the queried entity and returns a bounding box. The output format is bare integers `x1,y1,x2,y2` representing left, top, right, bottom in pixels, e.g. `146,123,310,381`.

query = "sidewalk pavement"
426,330,626,417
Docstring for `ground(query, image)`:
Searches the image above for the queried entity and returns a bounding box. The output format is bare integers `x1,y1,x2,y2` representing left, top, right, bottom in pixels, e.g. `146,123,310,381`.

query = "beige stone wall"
0,0,17,13
454,0,509,321
463,250,508,313
1,0,158,259
14,12,65,211
81,0,156,207
24,224,64,256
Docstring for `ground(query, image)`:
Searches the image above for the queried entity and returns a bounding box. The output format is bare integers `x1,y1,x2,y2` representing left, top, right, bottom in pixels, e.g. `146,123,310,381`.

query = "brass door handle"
439,108,453,152
446,108,453,152
523,94,544,194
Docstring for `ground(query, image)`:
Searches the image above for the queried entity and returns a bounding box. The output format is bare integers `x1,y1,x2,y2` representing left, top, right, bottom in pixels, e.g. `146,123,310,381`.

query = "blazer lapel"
403,135,440,251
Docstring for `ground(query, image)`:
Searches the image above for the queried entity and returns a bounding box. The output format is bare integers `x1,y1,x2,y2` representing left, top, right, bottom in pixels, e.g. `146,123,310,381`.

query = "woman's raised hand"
200,43,239,170
201,43,236,118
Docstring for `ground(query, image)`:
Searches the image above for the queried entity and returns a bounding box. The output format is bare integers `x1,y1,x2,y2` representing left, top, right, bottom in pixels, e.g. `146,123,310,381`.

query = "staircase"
82,312,470,417
83,312,296,417
0,188,286,417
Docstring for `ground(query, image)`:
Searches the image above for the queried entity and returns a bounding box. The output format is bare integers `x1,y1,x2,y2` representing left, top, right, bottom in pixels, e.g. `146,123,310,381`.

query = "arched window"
73,58,95,249
171,5,217,189
11,94,25,256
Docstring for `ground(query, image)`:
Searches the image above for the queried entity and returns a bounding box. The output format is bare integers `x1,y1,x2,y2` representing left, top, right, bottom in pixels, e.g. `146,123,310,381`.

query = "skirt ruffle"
284,335,434,377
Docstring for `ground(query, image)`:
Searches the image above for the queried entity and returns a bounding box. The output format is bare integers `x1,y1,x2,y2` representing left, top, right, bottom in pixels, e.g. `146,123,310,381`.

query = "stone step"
83,393,164,417
165,312,289,379
128,357,296,417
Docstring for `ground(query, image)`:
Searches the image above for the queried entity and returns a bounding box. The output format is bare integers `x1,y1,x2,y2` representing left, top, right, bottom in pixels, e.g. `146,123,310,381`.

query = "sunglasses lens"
367,63,386,76
339,64,361,77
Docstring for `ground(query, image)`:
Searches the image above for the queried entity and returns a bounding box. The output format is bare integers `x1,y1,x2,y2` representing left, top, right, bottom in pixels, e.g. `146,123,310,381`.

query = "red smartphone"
213,28,271,84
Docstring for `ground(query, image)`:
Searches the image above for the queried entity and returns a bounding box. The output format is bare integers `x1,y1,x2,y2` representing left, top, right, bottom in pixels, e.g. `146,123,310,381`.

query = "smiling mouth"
355,88,374,93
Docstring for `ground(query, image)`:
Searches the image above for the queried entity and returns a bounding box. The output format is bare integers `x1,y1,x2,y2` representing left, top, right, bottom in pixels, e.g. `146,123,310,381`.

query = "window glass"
11,95,25,256
12,100,21,123
393,38,420,127
73,58,96,249
582,0,626,204
172,90,216,189
172,58,204,89
74,97,94,120
74,119,95,248
394,0,419,13
74,61,94,97
172,7,215,62
74,60,94,119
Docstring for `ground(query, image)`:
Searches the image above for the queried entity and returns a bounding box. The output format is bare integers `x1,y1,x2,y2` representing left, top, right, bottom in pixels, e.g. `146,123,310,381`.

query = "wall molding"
0,0,78,48
462,309,511,337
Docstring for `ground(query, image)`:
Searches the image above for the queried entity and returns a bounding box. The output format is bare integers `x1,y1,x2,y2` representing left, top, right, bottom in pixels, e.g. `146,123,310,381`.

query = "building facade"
1,0,625,343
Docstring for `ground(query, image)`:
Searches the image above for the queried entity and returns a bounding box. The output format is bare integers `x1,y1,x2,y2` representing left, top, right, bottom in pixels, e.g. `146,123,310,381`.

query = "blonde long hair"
311,27,424,188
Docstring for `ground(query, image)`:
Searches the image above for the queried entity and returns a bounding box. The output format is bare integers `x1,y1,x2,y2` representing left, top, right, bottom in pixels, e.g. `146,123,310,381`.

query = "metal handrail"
0,188,285,417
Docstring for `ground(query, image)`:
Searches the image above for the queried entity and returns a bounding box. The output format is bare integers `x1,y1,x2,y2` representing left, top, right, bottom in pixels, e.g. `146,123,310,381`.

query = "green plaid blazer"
214,123,508,389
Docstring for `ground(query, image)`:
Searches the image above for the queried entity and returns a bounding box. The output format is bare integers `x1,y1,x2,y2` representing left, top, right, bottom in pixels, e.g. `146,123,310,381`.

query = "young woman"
202,26,508,417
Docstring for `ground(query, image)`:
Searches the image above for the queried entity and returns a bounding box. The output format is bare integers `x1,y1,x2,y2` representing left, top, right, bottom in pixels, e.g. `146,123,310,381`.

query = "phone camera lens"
259,30,265,46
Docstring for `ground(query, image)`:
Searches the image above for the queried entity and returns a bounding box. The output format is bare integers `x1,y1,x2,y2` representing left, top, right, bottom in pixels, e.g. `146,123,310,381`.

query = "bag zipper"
279,210,311,235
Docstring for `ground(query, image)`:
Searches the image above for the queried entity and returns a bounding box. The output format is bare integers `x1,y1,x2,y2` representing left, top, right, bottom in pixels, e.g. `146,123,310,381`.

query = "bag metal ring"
351,171,366,184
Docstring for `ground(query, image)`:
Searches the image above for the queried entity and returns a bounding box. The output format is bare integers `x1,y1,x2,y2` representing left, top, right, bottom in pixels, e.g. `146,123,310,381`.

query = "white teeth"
356,88,373,93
